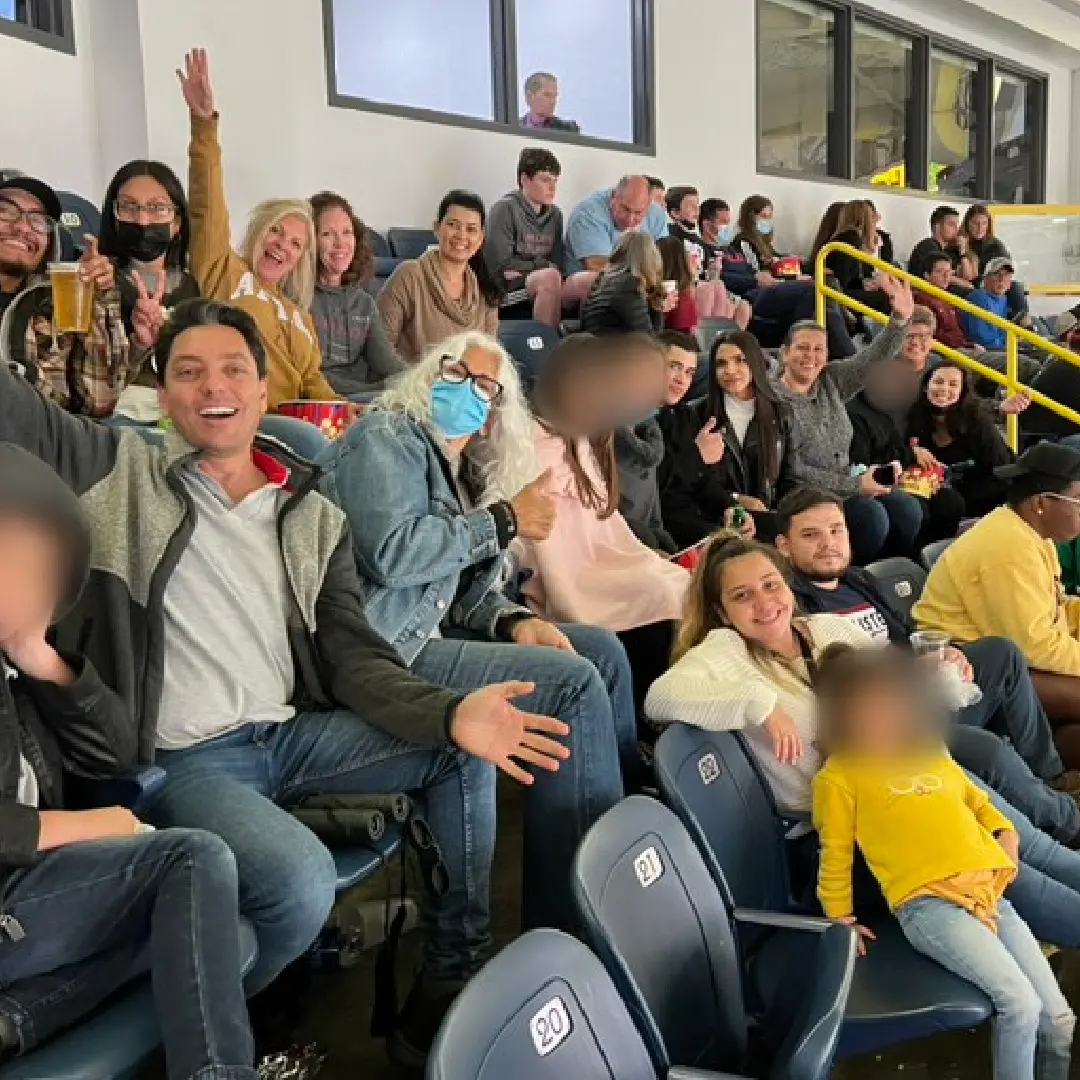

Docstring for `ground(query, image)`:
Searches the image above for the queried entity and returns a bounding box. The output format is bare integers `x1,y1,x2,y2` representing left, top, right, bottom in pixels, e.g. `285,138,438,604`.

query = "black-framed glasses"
0,197,54,237
114,198,176,224
440,357,504,404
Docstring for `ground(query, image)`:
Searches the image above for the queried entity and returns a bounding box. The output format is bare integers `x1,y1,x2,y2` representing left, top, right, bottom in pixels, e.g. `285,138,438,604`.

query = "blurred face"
673,194,700,227
316,206,355,283
255,214,308,287
782,328,829,389
0,516,65,642
527,78,558,120
986,269,1013,297
521,170,559,208
664,346,698,406
926,258,952,292
776,502,851,582
158,324,268,456
437,204,484,265
834,683,927,757
611,180,651,232
714,343,754,400
553,346,666,437
967,212,990,240
926,366,964,409
1033,481,1080,543
937,214,960,243
719,553,796,653
0,188,50,278
902,323,935,372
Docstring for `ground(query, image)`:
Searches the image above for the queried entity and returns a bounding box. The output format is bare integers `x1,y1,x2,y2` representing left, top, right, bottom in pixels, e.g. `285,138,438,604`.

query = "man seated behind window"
519,72,580,133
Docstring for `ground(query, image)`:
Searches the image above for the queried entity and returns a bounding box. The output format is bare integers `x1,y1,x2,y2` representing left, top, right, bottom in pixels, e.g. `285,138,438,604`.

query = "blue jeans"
0,830,254,1079
147,712,495,991
896,897,1074,1080
843,490,924,565
258,414,331,461
412,622,627,932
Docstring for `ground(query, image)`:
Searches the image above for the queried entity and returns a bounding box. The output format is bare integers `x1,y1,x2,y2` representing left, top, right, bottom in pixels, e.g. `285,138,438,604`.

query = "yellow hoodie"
913,505,1080,676
187,114,337,410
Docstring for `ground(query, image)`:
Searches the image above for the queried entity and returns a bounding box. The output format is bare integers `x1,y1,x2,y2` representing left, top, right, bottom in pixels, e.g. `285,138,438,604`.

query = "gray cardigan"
769,318,908,497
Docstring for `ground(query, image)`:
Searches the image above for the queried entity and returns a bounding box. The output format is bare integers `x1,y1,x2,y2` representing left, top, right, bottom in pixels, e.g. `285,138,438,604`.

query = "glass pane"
993,71,1036,204
515,0,634,143
757,0,834,176
852,21,913,188
0,0,15,20
331,0,494,122
930,48,980,198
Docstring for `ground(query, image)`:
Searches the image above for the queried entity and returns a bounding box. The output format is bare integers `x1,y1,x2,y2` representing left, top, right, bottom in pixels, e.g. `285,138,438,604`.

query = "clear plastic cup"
909,629,949,661
48,262,94,334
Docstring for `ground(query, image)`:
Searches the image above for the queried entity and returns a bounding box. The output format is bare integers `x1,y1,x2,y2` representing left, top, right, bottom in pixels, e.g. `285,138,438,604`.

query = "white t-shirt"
724,394,756,447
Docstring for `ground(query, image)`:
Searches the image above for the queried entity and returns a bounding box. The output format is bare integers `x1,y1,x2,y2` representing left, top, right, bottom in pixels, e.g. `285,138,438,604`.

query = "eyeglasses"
1044,492,1080,509
906,331,934,343
440,358,504,404
114,198,176,224
0,197,54,236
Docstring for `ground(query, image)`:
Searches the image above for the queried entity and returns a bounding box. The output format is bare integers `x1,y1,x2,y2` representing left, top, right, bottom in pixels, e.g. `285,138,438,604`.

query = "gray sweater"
614,420,676,553
310,282,405,397
484,190,565,282
769,317,908,497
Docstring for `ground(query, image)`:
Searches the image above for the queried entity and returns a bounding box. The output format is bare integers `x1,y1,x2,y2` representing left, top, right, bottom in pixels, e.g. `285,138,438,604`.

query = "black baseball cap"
0,176,62,222
995,443,1080,481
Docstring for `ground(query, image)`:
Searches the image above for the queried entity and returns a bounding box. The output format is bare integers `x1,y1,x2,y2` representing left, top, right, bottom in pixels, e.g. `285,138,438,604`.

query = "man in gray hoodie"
484,148,568,327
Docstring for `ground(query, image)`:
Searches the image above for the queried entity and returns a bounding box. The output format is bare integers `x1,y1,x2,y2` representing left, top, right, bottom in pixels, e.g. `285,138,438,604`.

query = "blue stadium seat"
387,228,437,260
366,227,392,259
654,726,992,1059
55,191,101,260
333,826,403,891
920,537,954,571
573,796,855,1080
497,321,559,389
429,929,675,1080
862,557,927,622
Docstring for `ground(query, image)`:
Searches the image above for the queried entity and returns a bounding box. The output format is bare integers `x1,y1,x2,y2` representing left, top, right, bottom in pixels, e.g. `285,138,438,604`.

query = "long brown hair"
658,235,694,291
735,194,776,264
832,200,877,251
606,230,666,310
961,203,995,242
808,201,845,264
532,333,665,519
310,191,374,287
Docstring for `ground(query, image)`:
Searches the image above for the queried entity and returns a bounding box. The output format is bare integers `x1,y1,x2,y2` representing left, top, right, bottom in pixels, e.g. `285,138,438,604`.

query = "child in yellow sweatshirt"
812,645,1074,1080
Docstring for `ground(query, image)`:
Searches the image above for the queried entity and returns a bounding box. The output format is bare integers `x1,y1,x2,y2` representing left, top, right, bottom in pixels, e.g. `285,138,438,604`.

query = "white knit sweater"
646,614,873,811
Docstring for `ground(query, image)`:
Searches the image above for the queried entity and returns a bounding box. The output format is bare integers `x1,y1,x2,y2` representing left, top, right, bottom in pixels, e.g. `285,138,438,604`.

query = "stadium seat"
55,191,101,260
365,226,392,259
332,827,403,891
429,929,682,1080
387,228,437,260
497,321,559,389
573,796,856,1080
920,537,954,570
694,317,738,355
862,557,927,621
653,726,992,1059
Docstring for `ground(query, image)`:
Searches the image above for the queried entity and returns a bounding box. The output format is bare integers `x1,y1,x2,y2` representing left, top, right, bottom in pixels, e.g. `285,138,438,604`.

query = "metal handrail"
813,242,1080,451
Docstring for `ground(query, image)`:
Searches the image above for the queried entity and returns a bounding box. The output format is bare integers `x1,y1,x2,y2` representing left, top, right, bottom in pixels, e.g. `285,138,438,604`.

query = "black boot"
386,973,464,1072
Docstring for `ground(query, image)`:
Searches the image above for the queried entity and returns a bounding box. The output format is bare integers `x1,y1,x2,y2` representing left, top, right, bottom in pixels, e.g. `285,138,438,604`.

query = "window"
0,0,74,53
324,0,654,150
755,0,1047,202
757,0,835,176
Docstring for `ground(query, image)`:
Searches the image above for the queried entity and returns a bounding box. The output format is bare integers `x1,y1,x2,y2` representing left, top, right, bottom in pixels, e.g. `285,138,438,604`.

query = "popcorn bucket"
277,400,352,439
773,255,802,280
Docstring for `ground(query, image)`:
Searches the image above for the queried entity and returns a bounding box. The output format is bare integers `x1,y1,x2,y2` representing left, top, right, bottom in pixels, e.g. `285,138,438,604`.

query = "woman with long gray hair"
317,330,636,939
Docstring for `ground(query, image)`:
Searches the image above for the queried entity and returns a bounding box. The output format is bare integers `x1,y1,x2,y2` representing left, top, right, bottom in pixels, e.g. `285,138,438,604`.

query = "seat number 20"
529,995,573,1056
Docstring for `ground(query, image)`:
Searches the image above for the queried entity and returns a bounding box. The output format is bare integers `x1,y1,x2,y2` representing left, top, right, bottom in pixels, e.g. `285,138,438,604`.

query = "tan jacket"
377,249,499,363
187,114,337,409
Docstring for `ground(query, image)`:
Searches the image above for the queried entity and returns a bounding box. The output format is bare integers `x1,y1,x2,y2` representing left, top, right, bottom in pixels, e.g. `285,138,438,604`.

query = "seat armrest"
67,768,167,813
734,907,833,933
667,1069,753,1080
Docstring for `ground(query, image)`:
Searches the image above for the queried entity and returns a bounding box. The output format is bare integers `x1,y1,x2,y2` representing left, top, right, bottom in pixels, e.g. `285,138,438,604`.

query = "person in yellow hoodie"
813,644,1075,1080
915,443,1080,765
178,48,346,459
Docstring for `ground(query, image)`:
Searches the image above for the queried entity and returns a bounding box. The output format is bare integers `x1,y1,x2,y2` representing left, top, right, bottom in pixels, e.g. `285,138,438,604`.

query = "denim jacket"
318,409,530,664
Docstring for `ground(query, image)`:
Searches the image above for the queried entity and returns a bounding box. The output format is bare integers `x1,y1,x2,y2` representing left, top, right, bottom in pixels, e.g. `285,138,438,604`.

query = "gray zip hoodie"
310,282,406,397
484,190,566,283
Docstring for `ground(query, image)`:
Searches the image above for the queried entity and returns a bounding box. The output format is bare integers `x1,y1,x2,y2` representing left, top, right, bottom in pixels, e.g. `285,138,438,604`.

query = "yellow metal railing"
813,242,1080,451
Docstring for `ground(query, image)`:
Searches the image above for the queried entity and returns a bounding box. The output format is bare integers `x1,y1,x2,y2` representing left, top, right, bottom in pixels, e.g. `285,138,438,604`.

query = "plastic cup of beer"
909,629,949,662
49,262,94,334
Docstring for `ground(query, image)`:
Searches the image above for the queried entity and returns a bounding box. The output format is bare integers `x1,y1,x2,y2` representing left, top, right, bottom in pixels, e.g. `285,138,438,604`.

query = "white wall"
1,0,1077,265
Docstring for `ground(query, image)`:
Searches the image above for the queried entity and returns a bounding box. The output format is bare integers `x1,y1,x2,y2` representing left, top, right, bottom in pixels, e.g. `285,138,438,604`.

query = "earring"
1037,507,1044,515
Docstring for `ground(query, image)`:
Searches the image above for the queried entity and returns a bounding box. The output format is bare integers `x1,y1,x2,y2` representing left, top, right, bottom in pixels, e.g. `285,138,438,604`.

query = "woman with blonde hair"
580,230,673,335
317,330,636,933
179,48,341,455
825,200,892,316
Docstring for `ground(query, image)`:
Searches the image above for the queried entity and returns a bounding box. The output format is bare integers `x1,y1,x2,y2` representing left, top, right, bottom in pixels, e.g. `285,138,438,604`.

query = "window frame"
0,0,75,55
754,0,1048,202
321,0,657,155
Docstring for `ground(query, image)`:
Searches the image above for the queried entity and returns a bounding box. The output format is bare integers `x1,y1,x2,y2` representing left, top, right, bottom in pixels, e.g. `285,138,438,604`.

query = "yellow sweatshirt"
913,505,1080,676
812,751,1015,918
187,114,338,410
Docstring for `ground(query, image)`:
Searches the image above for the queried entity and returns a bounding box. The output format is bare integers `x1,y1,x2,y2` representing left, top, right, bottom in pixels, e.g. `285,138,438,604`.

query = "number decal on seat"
634,845,664,888
698,752,720,785
529,996,572,1056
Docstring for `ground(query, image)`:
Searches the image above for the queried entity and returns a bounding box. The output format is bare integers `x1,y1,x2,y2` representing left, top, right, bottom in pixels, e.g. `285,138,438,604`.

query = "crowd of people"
4,44,1080,1080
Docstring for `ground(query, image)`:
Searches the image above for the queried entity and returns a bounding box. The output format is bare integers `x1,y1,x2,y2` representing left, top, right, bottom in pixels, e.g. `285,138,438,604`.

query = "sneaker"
257,1042,328,1080
1050,770,1080,797
386,975,463,1072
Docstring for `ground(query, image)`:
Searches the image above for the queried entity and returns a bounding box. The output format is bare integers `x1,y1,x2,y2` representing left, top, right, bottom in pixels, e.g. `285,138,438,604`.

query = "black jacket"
847,392,917,469
580,268,662,336
791,567,911,643
825,230,892,314
657,396,796,548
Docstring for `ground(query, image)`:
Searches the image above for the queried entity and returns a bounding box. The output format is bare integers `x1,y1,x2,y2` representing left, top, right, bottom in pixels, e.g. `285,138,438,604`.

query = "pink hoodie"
516,422,690,632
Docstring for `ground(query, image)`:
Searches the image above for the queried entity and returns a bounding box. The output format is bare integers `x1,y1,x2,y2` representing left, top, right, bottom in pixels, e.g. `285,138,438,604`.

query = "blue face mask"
757,217,774,237
716,223,736,246
431,378,490,439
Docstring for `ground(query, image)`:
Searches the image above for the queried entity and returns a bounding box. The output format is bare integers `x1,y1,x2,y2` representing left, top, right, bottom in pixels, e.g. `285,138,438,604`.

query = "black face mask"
114,220,173,262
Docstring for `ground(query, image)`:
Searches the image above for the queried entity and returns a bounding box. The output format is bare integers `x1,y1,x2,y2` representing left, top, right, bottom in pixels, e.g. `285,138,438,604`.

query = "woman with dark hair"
907,360,1013,517
808,201,845,267
825,201,893,316
657,235,698,335
378,189,501,362
734,194,780,274
580,231,668,336
309,191,404,399
658,330,795,546
961,204,1009,280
